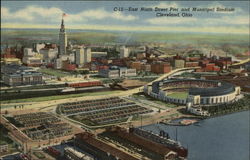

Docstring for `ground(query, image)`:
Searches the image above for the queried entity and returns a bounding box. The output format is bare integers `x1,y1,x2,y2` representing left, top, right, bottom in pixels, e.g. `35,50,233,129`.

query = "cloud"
200,2,244,14
205,16,249,25
1,6,137,24
147,17,197,25
148,2,179,8
1,6,62,22
111,12,137,21
65,8,137,22
146,15,248,27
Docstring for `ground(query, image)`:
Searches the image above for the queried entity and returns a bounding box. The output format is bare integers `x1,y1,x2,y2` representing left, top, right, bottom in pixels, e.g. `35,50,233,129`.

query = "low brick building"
151,63,172,74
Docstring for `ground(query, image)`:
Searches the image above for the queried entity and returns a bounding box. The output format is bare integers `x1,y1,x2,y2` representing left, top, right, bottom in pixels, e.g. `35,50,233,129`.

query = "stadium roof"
153,79,235,97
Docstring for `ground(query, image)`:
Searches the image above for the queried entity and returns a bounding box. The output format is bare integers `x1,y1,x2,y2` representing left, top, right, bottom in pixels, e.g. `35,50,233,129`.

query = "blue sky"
1,1,249,34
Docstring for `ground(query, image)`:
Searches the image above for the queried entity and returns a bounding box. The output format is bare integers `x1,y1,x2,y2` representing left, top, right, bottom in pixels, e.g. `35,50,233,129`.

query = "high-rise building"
120,46,129,58
75,48,84,66
59,18,68,55
84,47,91,63
40,48,58,63
75,47,91,66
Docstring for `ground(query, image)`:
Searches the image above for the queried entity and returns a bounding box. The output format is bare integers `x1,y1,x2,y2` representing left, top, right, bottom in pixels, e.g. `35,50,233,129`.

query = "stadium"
144,79,241,106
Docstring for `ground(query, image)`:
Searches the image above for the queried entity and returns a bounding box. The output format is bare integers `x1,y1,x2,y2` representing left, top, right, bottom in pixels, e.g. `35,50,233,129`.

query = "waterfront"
143,111,249,160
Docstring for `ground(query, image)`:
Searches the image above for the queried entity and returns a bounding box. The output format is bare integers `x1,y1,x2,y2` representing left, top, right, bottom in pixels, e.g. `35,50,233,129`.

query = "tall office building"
120,46,129,58
59,18,67,55
75,48,84,66
84,47,91,63
75,47,91,66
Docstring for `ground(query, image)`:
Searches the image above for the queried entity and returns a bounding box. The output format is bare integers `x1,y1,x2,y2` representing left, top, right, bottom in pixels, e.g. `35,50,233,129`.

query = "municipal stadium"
144,79,241,106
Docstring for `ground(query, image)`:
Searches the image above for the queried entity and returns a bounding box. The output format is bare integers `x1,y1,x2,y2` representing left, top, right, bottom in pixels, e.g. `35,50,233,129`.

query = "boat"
131,127,188,158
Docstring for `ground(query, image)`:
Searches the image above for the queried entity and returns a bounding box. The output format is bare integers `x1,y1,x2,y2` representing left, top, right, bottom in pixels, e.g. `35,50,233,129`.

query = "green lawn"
153,101,178,108
1,90,121,103
167,92,188,99
38,68,72,77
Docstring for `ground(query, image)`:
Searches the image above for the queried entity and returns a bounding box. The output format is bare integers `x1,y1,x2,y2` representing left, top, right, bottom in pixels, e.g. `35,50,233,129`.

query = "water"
142,111,250,160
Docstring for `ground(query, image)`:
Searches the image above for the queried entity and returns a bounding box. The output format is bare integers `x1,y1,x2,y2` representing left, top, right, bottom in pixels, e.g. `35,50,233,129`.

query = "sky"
1,1,249,34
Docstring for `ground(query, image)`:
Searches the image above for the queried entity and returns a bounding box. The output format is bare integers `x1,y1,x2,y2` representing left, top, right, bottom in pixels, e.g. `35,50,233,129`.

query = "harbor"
143,111,249,160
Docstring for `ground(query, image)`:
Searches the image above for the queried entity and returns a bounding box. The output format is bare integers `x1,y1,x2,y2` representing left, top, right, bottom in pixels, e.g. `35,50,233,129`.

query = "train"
66,81,103,88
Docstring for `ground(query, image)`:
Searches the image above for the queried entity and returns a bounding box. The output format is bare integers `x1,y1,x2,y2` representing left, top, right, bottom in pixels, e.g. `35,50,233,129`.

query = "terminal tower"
59,17,67,55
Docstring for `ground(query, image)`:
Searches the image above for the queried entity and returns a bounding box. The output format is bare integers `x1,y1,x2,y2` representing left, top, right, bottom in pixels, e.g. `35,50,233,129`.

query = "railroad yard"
1,65,249,160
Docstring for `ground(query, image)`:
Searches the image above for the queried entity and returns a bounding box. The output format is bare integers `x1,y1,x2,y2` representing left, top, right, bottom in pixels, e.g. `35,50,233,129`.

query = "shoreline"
161,108,249,127
206,107,249,119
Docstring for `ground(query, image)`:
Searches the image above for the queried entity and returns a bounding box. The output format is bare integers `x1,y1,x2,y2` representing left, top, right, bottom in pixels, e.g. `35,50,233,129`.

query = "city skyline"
1,1,249,34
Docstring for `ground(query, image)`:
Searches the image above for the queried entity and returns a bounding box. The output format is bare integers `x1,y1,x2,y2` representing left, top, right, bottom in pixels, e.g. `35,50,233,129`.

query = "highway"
230,58,249,66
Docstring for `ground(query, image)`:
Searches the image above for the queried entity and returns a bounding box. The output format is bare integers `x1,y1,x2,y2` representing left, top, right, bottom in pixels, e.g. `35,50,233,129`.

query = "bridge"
230,58,250,66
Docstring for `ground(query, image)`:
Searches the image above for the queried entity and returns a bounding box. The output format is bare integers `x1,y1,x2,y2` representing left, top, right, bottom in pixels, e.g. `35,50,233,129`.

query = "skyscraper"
75,47,92,66
59,16,67,55
120,46,129,58
84,47,91,63
75,48,84,66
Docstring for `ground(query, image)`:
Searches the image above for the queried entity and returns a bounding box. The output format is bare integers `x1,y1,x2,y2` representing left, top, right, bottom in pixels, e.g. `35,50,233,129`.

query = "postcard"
1,1,249,160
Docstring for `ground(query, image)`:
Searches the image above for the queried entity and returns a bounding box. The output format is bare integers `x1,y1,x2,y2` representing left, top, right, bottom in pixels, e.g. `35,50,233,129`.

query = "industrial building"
64,147,94,160
75,132,142,160
1,64,43,86
98,67,136,78
74,126,180,160
100,127,181,159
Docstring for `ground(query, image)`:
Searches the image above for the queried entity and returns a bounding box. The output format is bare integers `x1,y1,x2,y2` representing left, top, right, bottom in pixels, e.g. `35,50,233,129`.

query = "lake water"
142,111,250,160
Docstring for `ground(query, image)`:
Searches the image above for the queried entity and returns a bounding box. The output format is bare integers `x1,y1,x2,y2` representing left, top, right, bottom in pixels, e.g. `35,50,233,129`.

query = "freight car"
66,81,102,88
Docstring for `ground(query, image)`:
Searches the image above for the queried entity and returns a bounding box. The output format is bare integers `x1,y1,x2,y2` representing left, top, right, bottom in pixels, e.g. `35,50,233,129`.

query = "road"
230,58,249,66
1,67,199,113
129,106,185,127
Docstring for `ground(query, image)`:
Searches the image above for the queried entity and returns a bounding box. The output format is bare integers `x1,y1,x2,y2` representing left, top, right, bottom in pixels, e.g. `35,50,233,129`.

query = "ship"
130,127,188,158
